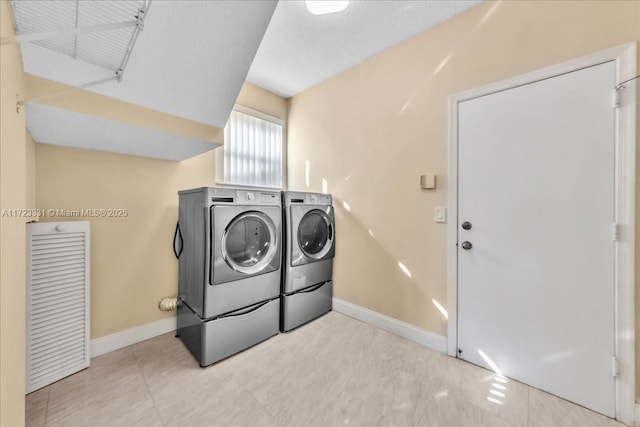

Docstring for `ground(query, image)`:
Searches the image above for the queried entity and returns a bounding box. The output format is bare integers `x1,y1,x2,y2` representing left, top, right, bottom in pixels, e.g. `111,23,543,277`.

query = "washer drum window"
222,212,277,275
298,210,333,260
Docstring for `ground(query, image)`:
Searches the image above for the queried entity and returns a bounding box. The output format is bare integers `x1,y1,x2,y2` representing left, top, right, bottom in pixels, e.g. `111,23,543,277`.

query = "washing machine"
281,191,335,332
175,187,281,366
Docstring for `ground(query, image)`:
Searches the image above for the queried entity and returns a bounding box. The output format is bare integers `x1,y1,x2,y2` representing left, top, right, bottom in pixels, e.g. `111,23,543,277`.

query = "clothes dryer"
281,191,335,332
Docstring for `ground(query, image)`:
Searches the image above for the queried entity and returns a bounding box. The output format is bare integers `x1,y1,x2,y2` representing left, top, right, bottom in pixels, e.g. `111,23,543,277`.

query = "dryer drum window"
222,211,277,274
298,210,332,259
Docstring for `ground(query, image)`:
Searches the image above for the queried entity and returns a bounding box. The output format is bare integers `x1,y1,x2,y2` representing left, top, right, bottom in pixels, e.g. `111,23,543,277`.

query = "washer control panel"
261,192,279,204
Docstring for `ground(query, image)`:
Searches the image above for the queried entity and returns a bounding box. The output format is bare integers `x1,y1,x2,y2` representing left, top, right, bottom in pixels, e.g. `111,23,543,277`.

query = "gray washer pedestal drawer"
177,298,280,367
281,281,333,332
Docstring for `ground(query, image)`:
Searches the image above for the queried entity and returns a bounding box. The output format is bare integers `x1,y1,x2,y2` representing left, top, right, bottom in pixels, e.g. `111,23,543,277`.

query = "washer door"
291,206,335,266
222,211,277,275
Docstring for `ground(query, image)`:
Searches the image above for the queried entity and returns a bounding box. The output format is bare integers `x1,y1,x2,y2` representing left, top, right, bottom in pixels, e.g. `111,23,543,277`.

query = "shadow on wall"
332,196,448,333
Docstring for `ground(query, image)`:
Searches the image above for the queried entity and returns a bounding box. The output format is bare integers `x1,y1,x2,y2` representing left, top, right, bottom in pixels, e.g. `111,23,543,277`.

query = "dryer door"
291,205,335,267
211,206,281,285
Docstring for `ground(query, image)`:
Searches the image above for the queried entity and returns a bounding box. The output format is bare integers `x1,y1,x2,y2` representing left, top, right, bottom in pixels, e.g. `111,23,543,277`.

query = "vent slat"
31,316,85,338
30,349,86,377
31,337,84,357
30,304,84,326
31,274,84,290
31,249,85,264
32,248,84,259
32,233,84,242
32,236,85,245
30,358,87,384
31,266,84,286
31,249,85,260
32,254,85,267
30,305,84,324
31,333,85,355
32,277,84,293
32,291,84,310
31,313,85,340
32,258,84,275
32,341,85,364
32,258,85,272
31,280,85,297
31,286,84,303
31,270,84,285
31,294,84,312
32,263,83,277
31,323,84,343
32,241,84,252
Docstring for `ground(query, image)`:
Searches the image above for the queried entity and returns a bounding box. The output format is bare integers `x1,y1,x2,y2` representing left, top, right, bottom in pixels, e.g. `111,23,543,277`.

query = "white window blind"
220,108,283,188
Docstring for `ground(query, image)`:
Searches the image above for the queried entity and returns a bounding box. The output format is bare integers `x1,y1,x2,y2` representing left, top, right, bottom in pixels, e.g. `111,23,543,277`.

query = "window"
216,105,284,189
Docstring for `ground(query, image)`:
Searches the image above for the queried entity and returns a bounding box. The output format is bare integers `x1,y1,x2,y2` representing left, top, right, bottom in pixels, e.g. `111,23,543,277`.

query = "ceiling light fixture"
305,1,349,15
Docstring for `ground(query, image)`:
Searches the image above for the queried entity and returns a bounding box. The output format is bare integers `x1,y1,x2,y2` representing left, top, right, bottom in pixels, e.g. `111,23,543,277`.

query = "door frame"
446,43,636,424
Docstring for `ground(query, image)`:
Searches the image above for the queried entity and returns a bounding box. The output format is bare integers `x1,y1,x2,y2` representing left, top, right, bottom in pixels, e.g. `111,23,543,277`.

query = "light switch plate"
435,206,446,223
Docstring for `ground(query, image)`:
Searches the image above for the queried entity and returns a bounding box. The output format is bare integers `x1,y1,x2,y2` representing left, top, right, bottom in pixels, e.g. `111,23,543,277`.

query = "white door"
457,61,616,417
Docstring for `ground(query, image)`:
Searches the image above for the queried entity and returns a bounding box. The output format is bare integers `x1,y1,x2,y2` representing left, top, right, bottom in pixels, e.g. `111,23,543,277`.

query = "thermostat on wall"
420,174,436,190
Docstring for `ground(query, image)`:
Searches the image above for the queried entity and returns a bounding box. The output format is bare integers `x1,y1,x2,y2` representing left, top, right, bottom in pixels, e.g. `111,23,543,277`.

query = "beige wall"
0,1,34,425
35,81,287,339
236,81,288,119
36,146,215,338
287,0,640,398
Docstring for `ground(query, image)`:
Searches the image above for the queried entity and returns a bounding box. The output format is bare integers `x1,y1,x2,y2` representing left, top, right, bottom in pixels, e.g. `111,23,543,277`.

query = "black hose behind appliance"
173,221,183,259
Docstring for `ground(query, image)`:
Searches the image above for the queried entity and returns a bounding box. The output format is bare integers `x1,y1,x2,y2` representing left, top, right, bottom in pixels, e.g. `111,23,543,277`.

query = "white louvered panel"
26,222,90,393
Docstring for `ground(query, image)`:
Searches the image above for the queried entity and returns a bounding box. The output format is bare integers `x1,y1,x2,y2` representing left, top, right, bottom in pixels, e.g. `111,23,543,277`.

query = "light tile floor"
26,312,623,427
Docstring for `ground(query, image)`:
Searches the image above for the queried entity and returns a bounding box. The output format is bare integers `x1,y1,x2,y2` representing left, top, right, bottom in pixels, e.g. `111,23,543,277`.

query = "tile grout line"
43,386,51,427
526,385,530,427
231,371,280,424
227,330,353,425
224,337,287,424
128,345,165,426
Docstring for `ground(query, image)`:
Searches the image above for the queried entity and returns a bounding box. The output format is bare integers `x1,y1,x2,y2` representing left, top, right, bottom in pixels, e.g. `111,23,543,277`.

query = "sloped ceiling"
247,0,481,98
13,0,482,161
18,0,278,128
26,103,217,161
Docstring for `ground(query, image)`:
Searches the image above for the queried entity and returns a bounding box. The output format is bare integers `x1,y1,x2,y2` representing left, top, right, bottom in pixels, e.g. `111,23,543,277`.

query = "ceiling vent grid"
9,0,150,78
26,221,90,393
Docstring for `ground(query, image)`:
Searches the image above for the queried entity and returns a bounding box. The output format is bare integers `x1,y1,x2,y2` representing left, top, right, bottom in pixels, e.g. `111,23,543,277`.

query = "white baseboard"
90,316,176,358
332,297,447,353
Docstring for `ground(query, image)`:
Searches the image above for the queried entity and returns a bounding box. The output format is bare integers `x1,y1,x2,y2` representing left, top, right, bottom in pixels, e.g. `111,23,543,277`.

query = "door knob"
461,241,472,250
461,221,472,230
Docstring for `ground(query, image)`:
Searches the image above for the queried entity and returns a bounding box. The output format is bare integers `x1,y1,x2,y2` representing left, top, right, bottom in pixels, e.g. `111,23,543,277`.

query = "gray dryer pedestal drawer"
177,298,279,367
281,281,332,332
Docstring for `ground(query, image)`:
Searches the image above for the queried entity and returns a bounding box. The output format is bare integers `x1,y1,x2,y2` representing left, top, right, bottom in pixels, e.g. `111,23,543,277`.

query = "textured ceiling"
19,1,278,128
247,0,481,98
12,1,145,73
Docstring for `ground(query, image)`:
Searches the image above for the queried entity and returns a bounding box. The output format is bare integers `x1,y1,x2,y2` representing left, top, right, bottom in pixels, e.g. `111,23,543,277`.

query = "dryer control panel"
306,193,331,205
236,190,280,205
